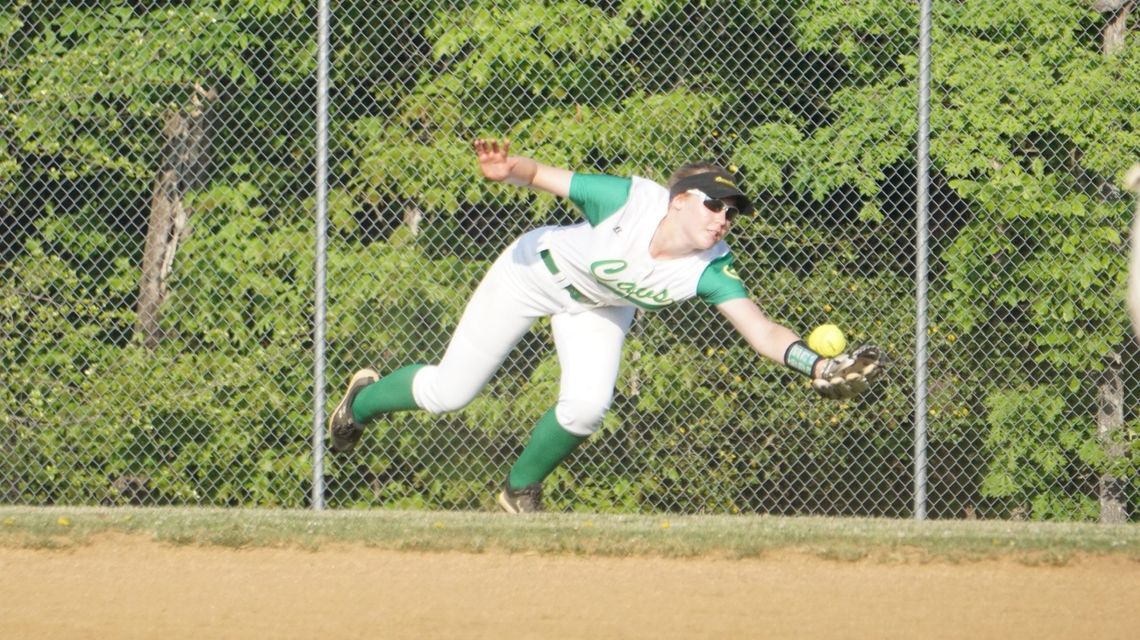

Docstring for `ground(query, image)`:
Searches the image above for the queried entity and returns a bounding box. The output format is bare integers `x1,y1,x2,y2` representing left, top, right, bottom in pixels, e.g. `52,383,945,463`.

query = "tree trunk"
403,203,424,236
1096,351,1127,523
1093,4,1134,523
1100,1,1134,55
1,420,19,503
135,84,216,349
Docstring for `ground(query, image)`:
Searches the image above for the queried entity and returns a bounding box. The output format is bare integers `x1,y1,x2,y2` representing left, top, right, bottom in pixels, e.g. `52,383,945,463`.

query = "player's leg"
499,305,635,512
330,245,543,453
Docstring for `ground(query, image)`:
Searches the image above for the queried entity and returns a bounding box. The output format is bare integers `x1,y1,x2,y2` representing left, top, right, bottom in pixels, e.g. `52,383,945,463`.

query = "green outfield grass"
1,507,1137,564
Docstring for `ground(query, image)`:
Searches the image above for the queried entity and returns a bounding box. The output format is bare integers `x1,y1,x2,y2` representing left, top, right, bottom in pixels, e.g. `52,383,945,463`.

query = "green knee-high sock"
508,408,586,489
351,364,426,422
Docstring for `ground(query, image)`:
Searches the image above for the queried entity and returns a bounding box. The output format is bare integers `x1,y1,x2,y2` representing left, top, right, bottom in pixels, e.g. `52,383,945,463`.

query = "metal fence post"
913,0,933,521
311,0,331,511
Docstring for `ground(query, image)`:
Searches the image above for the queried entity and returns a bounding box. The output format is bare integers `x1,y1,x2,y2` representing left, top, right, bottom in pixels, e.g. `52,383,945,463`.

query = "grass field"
2,506,1138,563
4,507,1138,639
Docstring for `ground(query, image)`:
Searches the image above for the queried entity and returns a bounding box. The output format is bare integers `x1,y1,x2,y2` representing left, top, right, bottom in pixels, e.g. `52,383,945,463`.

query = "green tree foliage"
2,1,1137,517
780,0,1140,519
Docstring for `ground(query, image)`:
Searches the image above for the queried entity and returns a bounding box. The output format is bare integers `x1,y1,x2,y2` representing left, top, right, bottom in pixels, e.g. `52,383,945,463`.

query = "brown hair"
667,162,729,189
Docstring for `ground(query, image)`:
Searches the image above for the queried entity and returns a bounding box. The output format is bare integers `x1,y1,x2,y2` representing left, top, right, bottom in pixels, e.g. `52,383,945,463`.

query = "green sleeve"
568,173,632,226
697,253,749,306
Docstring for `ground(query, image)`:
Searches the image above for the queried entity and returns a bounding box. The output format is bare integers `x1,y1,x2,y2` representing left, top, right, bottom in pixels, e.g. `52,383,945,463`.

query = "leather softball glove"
812,344,882,400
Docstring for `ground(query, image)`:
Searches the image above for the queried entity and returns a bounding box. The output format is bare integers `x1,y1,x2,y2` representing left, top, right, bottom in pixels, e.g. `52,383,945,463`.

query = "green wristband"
784,340,821,377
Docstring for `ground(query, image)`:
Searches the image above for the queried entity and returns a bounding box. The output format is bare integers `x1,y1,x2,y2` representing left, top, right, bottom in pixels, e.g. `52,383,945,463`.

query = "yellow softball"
807,324,847,358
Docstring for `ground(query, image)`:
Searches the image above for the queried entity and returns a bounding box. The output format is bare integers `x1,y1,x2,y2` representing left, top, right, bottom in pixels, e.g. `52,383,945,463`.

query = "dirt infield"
0,534,1135,640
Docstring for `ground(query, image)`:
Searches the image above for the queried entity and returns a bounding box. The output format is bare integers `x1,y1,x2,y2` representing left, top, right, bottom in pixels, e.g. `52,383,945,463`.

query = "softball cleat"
328,368,379,454
497,479,545,513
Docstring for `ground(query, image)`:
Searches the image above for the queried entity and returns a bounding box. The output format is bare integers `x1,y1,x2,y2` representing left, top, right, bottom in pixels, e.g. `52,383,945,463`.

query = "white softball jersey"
541,173,749,312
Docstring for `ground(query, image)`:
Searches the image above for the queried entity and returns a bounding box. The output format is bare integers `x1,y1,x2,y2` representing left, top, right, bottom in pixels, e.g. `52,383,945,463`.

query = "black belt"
539,249,592,303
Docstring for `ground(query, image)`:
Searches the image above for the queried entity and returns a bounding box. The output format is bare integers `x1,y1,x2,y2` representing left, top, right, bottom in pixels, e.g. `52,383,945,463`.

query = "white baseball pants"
410,228,635,436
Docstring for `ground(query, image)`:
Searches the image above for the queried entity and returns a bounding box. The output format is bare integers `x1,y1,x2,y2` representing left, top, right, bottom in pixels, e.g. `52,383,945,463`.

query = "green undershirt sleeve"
568,173,632,226
697,253,749,306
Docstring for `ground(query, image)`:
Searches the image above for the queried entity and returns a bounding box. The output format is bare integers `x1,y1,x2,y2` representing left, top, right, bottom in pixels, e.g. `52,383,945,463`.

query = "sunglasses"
688,189,740,219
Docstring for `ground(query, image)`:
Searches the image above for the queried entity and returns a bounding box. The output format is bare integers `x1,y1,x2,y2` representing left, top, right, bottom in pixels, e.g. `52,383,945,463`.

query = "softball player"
329,138,880,513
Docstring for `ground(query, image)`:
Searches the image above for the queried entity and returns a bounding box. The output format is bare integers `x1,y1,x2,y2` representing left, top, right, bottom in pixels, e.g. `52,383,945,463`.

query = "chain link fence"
2,1,1138,520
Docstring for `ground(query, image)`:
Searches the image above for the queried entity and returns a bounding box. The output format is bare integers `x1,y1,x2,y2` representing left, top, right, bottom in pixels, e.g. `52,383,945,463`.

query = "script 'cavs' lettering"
590,260,675,310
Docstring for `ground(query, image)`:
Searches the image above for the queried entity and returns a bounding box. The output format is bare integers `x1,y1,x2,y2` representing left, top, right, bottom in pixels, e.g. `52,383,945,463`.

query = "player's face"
685,189,737,248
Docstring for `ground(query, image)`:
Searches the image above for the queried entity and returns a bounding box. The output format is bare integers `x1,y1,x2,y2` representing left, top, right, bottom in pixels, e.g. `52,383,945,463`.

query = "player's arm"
716,297,881,399
472,138,572,199
715,298,822,376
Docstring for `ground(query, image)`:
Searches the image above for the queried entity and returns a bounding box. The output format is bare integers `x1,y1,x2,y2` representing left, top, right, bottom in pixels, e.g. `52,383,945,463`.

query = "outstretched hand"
472,138,518,183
